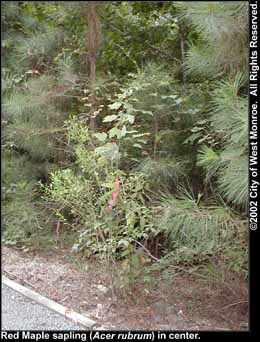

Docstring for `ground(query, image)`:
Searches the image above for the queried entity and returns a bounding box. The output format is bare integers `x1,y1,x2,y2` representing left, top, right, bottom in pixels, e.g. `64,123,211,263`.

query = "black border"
248,0,259,338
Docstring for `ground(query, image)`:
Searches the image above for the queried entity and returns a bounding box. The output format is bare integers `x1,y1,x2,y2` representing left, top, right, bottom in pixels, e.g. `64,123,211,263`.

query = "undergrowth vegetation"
2,1,248,293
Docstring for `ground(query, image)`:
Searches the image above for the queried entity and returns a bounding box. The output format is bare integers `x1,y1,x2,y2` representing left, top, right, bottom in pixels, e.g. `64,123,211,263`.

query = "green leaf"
183,132,201,144
124,103,135,113
121,125,127,137
138,110,153,116
103,115,118,123
132,133,147,138
133,143,143,149
197,119,208,125
94,143,120,160
161,95,178,100
108,102,122,110
109,127,121,138
152,104,165,110
118,239,129,248
191,126,204,133
93,132,107,142
126,114,135,124
100,182,114,189
131,254,140,269
175,98,183,105
126,213,137,227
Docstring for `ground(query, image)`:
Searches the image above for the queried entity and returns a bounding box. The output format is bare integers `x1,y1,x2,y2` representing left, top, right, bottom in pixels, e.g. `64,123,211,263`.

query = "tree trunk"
153,117,159,160
180,32,186,84
86,1,101,129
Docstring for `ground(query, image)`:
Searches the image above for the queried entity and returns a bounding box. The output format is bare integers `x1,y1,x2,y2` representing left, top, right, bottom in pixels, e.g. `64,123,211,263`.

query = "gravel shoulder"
2,284,84,330
2,246,248,330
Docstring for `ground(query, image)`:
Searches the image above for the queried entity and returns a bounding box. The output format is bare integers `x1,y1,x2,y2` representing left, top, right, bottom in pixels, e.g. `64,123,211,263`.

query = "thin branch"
11,127,67,136
133,239,160,262
219,300,248,311
148,44,181,63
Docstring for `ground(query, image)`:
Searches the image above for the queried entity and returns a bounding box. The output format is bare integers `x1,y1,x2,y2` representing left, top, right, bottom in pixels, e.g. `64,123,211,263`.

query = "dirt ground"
1,245,248,330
